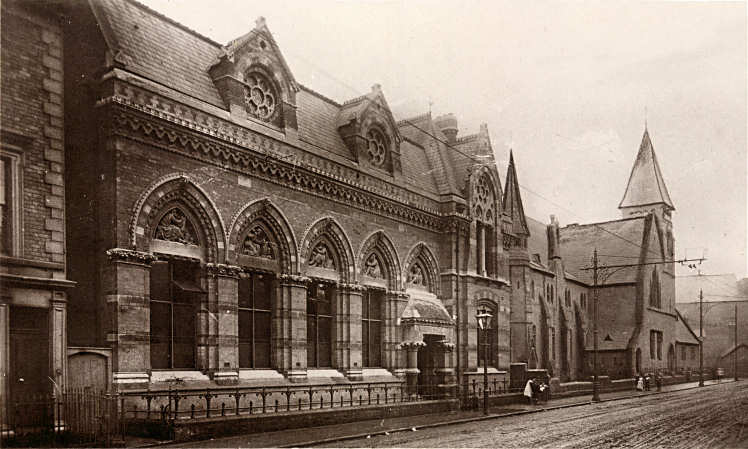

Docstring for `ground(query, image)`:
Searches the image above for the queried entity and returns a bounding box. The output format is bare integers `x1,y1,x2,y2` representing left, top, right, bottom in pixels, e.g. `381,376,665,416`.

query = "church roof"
619,128,675,210
503,152,529,236
526,216,550,268
560,216,648,284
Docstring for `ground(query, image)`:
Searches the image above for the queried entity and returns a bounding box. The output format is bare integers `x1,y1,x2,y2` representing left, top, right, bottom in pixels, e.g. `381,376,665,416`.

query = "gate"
1,389,123,447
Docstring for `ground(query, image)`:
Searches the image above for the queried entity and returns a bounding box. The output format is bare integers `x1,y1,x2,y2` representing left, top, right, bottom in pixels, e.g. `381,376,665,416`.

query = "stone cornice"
104,104,445,232
106,248,156,266
338,282,366,293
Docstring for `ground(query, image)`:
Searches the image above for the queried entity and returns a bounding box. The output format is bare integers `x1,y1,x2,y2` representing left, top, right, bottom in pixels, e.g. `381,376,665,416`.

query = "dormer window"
366,128,387,167
244,71,278,122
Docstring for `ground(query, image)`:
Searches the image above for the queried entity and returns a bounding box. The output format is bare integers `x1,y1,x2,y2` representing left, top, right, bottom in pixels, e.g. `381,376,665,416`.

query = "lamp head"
476,307,492,330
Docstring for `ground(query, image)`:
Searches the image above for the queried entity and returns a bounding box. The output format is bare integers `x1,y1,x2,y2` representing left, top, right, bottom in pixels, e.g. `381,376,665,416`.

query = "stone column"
478,224,486,276
104,249,155,389
50,291,67,395
277,274,308,382
435,341,457,398
383,290,409,375
205,263,241,384
337,283,363,380
403,342,422,396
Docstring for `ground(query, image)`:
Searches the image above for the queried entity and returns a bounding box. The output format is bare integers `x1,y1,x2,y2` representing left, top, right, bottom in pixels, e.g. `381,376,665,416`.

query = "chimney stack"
434,113,458,144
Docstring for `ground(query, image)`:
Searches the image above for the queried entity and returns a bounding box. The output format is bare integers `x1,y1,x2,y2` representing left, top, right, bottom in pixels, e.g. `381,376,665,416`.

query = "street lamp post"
476,307,492,415
592,249,600,402
699,288,704,387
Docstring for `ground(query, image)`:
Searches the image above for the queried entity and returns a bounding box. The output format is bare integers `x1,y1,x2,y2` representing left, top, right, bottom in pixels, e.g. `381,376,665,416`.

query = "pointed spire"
503,151,529,236
619,128,674,210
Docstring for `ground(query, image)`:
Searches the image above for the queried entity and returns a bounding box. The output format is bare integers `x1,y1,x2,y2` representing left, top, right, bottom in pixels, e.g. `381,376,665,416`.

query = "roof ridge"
397,113,431,126
298,84,342,107
123,0,222,47
560,215,645,230
342,94,369,105
456,133,479,143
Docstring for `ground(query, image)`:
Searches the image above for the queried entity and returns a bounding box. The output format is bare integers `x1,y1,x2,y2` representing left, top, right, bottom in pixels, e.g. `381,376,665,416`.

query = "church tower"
619,127,675,258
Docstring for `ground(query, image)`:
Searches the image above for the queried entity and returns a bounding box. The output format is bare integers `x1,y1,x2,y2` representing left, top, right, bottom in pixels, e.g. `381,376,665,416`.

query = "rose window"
366,129,387,167
244,72,277,121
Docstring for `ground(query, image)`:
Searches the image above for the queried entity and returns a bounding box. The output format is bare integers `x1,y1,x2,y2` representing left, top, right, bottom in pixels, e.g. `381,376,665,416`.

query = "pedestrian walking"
524,379,534,404
645,374,651,391
636,375,644,391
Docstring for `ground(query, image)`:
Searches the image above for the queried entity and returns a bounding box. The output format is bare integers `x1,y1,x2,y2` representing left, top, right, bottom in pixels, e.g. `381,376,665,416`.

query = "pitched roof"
560,216,648,284
675,309,700,345
398,115,461,196
503,152,529,236
95,0,224,107
619,128,675,210
526,216,549,267
586,325,632,351
675,274,747,303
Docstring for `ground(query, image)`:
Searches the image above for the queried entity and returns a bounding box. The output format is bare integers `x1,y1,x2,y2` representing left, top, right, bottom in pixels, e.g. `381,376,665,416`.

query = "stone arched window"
472,172,497,277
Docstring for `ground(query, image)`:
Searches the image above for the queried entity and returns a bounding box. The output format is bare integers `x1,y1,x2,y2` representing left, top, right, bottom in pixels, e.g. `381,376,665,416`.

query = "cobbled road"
318,382,748,448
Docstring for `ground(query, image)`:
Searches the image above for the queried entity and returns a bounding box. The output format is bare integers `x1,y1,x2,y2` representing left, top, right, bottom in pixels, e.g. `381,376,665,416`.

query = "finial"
644,106,648,131
371,83,382,93
255,17,266,29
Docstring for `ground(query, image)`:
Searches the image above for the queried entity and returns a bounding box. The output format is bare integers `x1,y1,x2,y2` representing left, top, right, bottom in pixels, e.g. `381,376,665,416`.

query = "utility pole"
581,254,705,398
699,288,704,387
735,303,739,382
592,248,600,402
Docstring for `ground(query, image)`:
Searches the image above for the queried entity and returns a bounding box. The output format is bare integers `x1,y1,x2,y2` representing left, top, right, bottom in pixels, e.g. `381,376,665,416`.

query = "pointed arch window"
473,174,496,277
649,269,661,308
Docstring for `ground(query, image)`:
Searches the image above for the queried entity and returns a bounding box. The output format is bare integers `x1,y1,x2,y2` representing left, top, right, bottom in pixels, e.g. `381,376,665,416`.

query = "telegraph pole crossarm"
580,255,706,402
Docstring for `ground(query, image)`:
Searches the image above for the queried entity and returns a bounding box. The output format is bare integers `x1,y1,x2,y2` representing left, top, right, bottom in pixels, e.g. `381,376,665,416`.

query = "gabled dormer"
336,84,402,176
208,17,299,131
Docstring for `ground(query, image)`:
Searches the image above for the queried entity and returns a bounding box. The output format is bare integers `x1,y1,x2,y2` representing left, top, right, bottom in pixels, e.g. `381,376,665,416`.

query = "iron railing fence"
120,380,451,422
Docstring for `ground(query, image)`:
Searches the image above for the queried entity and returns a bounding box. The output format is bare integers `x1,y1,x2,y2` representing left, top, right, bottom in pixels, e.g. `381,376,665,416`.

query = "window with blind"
362,289,383,367
150,259,203,369
238,272,273,369
0,153,18,255
307,282,333,368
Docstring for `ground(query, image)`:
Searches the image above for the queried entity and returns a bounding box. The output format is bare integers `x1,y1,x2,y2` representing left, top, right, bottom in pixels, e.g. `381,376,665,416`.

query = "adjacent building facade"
1,0,74,419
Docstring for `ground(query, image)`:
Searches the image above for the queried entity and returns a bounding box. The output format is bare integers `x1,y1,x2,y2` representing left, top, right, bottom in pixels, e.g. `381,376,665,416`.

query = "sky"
140,0,747,279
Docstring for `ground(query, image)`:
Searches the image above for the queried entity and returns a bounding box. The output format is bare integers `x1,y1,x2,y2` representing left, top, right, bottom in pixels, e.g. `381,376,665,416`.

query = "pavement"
134,378,738,448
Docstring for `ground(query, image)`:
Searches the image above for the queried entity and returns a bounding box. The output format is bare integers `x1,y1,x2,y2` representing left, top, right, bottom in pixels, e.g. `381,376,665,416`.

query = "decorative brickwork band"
106,248,157,265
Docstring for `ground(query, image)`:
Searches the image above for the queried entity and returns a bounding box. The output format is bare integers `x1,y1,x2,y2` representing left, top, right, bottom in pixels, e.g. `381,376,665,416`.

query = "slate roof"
619,128,674,210
94,0,462,197
95,0,224,107
526,216,549,267
675,274,746,303
503,152,529,236
560,216,648,284
675,309,700,345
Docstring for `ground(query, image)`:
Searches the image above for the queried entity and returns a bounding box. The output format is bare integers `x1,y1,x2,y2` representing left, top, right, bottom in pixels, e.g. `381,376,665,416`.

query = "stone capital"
338,282,365,293
205,263,242,278
278,273,310,287
106,248,156,266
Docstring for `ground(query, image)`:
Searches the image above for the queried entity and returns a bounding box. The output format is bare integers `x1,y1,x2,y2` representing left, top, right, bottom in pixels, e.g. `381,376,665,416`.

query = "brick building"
0,0,74,419
0,0,692,409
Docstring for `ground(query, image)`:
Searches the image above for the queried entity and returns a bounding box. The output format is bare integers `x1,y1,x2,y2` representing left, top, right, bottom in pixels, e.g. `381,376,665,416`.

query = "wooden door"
68,353,107,392
9,306,50,428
